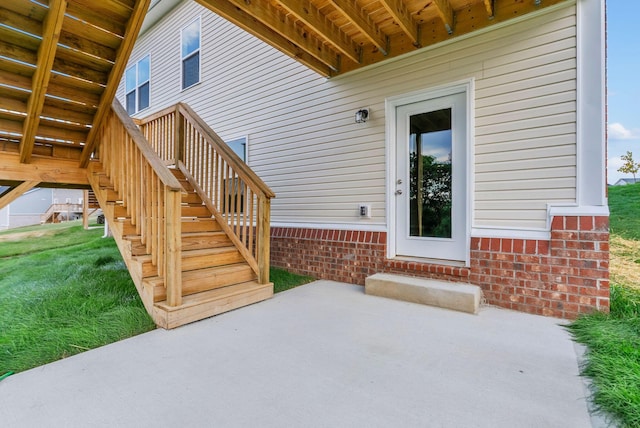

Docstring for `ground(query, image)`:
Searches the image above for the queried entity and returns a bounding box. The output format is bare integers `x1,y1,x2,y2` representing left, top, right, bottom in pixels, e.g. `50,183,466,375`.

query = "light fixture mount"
355,108,369,123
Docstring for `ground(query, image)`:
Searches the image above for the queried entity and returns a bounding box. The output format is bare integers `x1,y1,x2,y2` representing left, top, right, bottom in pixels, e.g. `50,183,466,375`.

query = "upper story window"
125,55,150,115
181,17,201,90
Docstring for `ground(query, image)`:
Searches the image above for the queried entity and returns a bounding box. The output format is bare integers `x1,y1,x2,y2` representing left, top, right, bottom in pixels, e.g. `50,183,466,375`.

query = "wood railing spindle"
138,103,275,284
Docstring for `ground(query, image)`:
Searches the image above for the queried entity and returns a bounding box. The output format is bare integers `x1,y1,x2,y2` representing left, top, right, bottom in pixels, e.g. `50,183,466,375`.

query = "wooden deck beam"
19,0,67,164
197,0,338,72
328,0,388,56
0,180,39,210
79,0,152,168
432,0,455,34
379,0,419,45
483,0,494,18
0,151,89,186
277,0,360,63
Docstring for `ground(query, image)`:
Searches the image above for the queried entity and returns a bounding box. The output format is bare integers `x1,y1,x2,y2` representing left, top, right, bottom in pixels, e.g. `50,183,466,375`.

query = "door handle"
395,189,402,195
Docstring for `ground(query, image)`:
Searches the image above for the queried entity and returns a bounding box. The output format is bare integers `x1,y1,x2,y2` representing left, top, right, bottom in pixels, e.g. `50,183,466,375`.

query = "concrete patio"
1,280,599,427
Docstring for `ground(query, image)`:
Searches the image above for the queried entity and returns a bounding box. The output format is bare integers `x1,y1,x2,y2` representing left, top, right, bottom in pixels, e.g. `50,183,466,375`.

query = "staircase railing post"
165,188,182,306
257,197,271,284
174,105,184,165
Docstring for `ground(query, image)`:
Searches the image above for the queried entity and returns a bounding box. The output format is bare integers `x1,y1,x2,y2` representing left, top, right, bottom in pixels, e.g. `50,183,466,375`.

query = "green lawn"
0,223,156,374
0,221,314,376
567,183,640,427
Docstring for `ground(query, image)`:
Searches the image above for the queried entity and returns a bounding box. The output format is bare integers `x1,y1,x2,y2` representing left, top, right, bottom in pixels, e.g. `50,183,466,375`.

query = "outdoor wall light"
355,108,369,123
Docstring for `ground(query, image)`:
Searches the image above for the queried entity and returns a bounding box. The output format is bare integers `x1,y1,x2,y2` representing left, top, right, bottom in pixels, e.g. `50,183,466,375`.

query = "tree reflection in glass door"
408,108,452,238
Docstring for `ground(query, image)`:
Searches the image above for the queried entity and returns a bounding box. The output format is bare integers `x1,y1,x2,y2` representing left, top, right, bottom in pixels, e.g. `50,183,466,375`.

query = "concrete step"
365,273,481,314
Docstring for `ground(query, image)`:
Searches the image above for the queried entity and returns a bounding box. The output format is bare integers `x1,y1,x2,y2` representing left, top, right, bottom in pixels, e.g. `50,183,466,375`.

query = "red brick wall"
470,216,609,318
270,215,609,319
270,228,386,284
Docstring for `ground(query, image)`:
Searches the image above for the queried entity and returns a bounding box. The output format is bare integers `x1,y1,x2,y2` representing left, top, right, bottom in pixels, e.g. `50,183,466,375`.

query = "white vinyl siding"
118,1,578,231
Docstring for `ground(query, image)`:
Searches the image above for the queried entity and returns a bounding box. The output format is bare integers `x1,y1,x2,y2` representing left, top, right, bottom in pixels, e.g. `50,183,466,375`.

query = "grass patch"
0,224,155,374
0,220,101,258
1,223,315,375
567,182,640,427
271,267,315,293
608,183,640,241
610,235,640,291
568,286,640,427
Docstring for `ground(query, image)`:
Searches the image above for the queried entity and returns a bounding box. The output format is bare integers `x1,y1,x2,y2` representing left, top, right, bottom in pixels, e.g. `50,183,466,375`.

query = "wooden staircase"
87,100,274,329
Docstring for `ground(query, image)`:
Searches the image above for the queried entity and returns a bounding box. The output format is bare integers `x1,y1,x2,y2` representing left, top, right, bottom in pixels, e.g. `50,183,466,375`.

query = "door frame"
385,79,474,266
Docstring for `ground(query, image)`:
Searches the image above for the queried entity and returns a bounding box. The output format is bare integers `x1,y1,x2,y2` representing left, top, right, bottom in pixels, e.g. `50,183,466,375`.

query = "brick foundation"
270,216,609,319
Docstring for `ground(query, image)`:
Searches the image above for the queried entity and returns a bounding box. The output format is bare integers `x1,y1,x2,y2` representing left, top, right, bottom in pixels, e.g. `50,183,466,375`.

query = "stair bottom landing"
152,281,273,329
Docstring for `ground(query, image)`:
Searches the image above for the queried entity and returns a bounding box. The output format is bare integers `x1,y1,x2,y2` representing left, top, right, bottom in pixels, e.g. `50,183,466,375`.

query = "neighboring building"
0,188,83,230
613,178,640,186
117,0,608,319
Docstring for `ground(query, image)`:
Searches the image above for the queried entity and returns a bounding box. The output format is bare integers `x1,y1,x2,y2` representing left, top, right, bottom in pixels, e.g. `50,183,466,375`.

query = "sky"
606,1,640,184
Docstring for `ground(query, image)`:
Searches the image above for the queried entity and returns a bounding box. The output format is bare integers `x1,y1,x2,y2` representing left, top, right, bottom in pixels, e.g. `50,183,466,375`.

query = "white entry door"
394,91,468,262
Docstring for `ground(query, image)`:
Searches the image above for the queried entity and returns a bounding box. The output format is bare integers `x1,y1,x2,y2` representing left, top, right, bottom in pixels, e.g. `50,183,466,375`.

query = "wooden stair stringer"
87,163,155,316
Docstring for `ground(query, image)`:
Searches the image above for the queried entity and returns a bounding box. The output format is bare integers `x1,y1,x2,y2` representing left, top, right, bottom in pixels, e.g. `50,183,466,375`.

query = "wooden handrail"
139,103,274,284
111,101,182,191
93,99,183,306
176,103,275,199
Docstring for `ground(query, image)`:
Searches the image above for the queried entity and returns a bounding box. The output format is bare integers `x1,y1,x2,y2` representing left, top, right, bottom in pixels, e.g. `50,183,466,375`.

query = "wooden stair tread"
182,231,225,238
135,245,238,262
145,263,255,287
184,246,239,258
144,263,257,301
116,217,221,236
136,245,244,277
126,230,228,242
181,193,202,204
155,280,271,311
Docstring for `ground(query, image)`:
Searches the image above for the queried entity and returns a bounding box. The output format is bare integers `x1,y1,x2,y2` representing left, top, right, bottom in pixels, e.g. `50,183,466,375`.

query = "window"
226,136,247,162
181,18,200,90
125,55,150,115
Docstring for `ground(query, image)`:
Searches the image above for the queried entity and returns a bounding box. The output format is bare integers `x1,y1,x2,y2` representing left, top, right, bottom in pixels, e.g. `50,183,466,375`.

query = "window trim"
125,54,151,115
180,16,201,91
